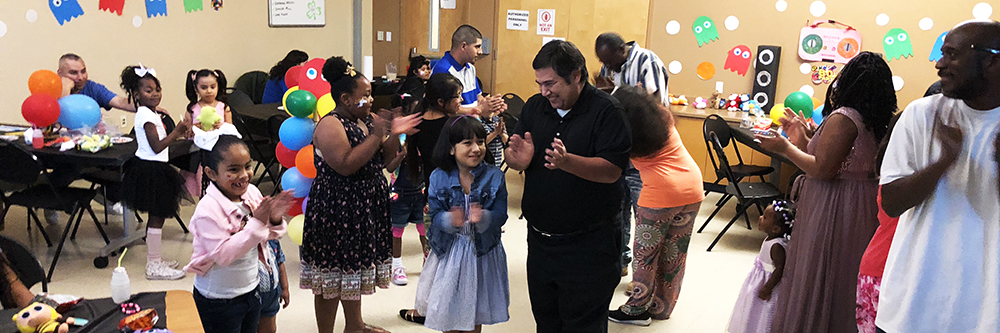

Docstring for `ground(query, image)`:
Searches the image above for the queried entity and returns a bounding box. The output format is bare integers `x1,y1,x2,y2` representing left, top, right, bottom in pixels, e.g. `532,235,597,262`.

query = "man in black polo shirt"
506,40,632,333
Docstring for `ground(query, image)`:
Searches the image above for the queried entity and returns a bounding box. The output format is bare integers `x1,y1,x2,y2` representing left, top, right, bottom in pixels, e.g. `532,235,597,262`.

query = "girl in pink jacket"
183,134,292,333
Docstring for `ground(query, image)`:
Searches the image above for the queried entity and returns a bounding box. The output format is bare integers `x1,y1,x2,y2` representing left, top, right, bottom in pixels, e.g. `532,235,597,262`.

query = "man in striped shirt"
595,32,670,105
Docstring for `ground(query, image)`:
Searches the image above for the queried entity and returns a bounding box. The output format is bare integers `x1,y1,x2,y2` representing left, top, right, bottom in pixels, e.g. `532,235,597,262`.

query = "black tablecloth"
0,292,168,333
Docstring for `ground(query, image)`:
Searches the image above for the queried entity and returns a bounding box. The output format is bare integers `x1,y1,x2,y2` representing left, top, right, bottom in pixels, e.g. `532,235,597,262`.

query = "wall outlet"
120,115,127,128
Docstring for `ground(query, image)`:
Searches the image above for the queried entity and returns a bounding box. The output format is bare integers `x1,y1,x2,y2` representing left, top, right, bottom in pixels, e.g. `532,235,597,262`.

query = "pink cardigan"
183,183,286,276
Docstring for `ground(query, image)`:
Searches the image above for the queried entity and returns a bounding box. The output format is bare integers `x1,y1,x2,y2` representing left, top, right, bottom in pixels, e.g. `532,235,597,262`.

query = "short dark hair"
432,115,492,172
451,25,482,50
595,32,626,51
532,40,589,84
59,53,82,64
186,69,229,109
407,55,430,77
268,50,309,81
203,135,248,172
613,86,672,157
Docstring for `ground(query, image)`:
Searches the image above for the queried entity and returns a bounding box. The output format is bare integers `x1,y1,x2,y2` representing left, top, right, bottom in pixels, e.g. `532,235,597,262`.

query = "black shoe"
399,309,426,324
608,308,651,326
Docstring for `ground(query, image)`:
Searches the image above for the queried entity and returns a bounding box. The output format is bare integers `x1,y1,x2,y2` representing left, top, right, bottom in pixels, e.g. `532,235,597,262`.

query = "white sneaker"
391,266,408,285
108,202,123,216
43,210,60,225
146,261,185,280
159,259,179,269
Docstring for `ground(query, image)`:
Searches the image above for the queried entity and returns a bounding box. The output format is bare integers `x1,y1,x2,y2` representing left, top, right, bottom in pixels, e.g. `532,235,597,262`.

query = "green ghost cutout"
184,0,203,12
692,16,719,47
883,28,913,61
197,106,222,131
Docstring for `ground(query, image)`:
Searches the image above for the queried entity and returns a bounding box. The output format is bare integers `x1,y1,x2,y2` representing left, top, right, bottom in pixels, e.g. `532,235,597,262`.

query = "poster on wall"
798,20,862,64
507,10,529,31
537,9,555,35
269,0,326,27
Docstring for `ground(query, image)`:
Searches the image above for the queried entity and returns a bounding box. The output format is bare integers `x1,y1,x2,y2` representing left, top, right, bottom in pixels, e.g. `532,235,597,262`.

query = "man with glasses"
878,20,1000,332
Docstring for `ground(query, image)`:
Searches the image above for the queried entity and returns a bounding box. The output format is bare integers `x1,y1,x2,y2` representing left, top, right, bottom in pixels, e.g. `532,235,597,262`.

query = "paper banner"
212,0,223,11
50,0,85,25
929,31,947,62
99,0,125,15
724,45,752,76
883,28,913,61
184,0,203,12
692,16,719,47
146,0,168,18
697,62,716,80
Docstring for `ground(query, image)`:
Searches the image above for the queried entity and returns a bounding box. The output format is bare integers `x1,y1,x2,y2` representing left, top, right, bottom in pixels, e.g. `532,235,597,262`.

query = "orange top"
631,128,705,208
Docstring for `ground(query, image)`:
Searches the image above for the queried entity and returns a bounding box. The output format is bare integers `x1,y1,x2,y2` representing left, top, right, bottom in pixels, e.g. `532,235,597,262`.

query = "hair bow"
345,65,357,77
135,63,157,78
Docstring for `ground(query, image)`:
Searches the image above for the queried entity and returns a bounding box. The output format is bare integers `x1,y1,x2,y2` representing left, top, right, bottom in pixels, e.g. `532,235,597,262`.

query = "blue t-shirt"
78,80,118,110
431,51,482,107
262,78,288,104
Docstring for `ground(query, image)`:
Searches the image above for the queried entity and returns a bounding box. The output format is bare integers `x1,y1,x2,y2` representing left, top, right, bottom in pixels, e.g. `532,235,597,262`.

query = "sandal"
398,309,426,324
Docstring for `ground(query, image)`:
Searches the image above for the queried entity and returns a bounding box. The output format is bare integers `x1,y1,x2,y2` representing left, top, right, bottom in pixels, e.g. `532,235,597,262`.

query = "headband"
193,123,242,151
450,114,475,126
135,63,156,78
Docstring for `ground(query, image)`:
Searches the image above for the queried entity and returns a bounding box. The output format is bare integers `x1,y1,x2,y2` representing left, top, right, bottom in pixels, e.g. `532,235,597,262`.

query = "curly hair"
612,86,672,157
120,65,161,107
821,51,896,140
322,56,365,105
771,200,795,239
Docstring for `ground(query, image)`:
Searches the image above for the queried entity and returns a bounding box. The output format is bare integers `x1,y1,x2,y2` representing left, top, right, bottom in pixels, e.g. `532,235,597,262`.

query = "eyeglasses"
971,44,1000,55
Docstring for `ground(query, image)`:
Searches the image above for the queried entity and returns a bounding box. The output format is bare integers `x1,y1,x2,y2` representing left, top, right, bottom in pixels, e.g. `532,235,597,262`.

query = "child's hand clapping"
268,191,295,225
468,203,483,224
449,206,465,227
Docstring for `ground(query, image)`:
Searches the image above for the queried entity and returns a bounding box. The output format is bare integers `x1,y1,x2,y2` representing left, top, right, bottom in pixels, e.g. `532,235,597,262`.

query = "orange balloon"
28,70,63,99
295,145,316,178
697,62,716,80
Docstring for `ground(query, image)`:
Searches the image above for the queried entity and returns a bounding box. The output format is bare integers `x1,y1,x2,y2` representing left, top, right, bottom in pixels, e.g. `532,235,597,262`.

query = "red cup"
31,129,43,149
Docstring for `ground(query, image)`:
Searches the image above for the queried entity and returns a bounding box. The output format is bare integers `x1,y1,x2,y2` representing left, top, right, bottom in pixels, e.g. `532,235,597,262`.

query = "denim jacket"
427,162,508,257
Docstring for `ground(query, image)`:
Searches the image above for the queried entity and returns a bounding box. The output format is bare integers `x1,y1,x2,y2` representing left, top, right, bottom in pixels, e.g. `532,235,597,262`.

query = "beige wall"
647,0,974,110
0,0,365,128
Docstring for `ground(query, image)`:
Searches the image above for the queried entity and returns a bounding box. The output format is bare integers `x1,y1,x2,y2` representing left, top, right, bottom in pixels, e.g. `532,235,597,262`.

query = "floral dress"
300,112,392,301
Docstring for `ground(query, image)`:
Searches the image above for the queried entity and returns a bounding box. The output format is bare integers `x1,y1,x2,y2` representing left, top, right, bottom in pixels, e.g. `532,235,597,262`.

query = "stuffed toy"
707,91,721,109
196,106,223,132
694,97,708,109
13,302,78,333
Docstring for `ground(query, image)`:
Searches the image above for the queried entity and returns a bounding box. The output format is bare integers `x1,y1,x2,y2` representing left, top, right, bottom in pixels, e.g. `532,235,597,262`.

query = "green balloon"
286,89,318,118
784,92,814,118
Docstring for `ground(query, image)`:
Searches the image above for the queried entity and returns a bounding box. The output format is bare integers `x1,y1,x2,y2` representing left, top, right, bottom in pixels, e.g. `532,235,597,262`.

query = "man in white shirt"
878,20,1000,333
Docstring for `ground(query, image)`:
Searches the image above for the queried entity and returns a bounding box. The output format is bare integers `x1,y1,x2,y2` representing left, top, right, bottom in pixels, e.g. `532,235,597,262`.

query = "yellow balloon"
287,214,305,245
316,93,336,119
811,97,822,110
769,103,785,126
282,86,300,117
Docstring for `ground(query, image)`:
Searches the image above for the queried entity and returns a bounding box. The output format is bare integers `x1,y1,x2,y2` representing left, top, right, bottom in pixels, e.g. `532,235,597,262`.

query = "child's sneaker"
391,266,408,285
159,259,179,269
608,307,651,326
146,261,185,280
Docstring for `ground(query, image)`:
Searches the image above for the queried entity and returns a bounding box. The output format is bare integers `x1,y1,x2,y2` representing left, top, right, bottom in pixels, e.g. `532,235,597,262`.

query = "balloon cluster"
769,92,826,127
21,70,102,130
277,58,336,246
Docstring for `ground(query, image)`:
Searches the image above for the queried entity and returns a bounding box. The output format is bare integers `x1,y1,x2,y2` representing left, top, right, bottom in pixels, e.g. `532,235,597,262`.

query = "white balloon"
133,16,143,28
799,85,815,97
666,20,681,35
0,21,6,38
810,1,827,17
725,16,740,31
892,76,905,92
876,14,890,26
919,17,934,31
26,10,38,23
775,0,788,12
973,3,993,19
800,63,812,75
668,60,683,75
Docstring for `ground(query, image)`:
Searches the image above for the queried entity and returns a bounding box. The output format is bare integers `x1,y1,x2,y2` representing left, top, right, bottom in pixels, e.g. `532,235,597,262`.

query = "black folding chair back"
698,132,783,251
703,115,773,186
501,93,525,135
227,89,255,109
0,235,47,292
234,71,269,104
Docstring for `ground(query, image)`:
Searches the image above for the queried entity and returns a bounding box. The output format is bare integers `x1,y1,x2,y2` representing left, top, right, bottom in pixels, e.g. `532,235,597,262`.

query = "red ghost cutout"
99,0,125,15
724,45,753,76
298,58,331,98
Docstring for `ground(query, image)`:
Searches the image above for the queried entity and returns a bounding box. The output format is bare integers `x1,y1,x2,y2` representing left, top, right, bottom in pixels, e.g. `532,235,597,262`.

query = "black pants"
193,288,261,333
527,223,621,333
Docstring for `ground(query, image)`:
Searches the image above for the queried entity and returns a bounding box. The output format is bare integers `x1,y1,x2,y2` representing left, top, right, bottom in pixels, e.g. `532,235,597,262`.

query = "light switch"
715,81,724,94
377,31,384,41
386,31,392,42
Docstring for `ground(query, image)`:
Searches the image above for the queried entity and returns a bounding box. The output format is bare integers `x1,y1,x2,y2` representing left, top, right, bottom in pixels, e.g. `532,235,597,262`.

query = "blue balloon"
57,94,101,129
278,117,316,150
282,167,313,198
813,105,825,125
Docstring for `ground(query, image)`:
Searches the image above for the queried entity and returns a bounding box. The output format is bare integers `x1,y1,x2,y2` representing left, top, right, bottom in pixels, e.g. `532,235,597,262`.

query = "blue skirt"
415,235,509,331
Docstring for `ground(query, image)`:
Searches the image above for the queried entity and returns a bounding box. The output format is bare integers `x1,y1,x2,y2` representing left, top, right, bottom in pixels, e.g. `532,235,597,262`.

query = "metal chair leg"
86,206,110,244
707,204,749,251
698,195,732,233
46,213,77,281
25,209,52,247
174,213,189,234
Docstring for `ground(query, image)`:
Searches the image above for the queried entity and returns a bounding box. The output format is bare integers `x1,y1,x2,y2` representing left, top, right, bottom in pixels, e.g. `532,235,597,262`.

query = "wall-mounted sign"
537,9,555,35
507,9,529,31
798,20,862,64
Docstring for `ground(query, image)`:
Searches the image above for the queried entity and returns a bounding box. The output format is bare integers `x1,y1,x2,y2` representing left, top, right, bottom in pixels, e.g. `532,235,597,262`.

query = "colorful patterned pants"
620,201,701,320
856,274,881,333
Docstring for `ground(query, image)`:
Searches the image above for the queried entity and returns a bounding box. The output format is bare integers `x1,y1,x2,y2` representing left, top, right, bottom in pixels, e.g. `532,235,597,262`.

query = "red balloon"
285,65,303,88
21,94,61,127
275,143,298,169
28,70,63,99
287,197,305,216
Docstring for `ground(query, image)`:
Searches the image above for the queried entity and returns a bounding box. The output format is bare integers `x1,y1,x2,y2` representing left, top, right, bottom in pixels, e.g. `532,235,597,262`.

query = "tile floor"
3,171,766,332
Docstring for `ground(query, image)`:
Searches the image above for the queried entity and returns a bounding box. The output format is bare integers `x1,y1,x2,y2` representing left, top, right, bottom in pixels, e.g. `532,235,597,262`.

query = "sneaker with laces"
159,259,179,269
392,266,408,285
146,261,185,280
609,307,651,326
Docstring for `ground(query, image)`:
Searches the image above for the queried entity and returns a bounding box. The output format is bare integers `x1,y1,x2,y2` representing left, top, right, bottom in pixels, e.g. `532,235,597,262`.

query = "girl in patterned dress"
301,56,421,333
